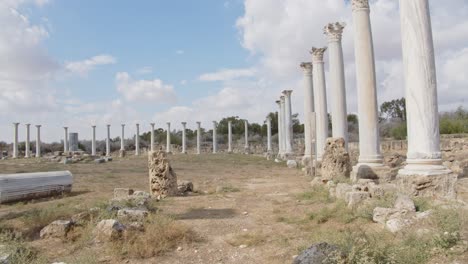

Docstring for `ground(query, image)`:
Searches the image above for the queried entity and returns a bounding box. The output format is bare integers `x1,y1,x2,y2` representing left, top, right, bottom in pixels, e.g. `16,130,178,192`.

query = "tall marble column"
150,123,155,152
398,0,450,177
228,120,233,153
106,124,111,157
244,120,249,153
25,124,31,158
181,122,187,154
91,125,96,156
63,127,69,153
324,22,348,149
311,47,329,161
135,123,140,156
282,90,294,155
120,124,125,151
13,123,19,158
266,117,272,153
166,122,171,153
300,62,314,161
212,121,218,154
35,125,41,158
351,1,383,168
196,122,201,155
276,100,284,157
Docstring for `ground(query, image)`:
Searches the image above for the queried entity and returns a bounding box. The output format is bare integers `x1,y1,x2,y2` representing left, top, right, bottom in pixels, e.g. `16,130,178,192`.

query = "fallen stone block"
394,194,416,212
178,181,194,193
372,207,402,225
40,220,74,239
287,160,298,169
346,191,370,208
114,188,134,199
117,208,149,222
386,218,413,233
335,183,352,200
293,242,344,264
94,219,126,242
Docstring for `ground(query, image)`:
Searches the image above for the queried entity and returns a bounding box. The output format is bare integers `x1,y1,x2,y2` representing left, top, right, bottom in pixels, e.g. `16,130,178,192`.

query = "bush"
390,122,407,140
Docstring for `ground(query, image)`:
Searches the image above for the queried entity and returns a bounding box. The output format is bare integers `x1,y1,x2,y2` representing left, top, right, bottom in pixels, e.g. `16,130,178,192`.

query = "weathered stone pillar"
35,125,41,158
266,117,272,153
12,123,19,158
228,120,233,153
196,122,201,155
166,122,171,153
106,124,111,157
63,127,68,154
150,123,155,152
120,124,125,151
300,62,314,162
91,125,96,156
135,123,140,156
324,22,348,149
280,97,287,157
397,0,453,197
212,121,218,154
244,120,249,153
25,124,31,158
181,122,187,154
276,100,284,157
311,47,329,162
282,90,294,155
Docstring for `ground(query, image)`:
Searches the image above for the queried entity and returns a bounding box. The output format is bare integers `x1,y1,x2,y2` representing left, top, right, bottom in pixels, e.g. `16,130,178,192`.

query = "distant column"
166,122,171,153
244,120,249,153
135,123,140,156
181,122,187,154
120,124,125,151
13,123,19,158
311,47,329,161
276,100,283,157
106,124,111,157
212,121,217,154
228,120,233,153
324,22,348,149
266,117,272,153
91,126,96,156
282,90,294,155
35,125,41,158
150,123,155,152
300,62,314,160
25,124,31,158
280,97,287,157
196,122,201,155
63,127,69,153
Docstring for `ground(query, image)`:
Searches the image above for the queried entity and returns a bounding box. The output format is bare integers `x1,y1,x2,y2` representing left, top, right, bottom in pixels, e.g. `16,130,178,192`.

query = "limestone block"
345,191,370,208
335,183,352,200
287,160,298,168
0,171,73,204
372,207,401,225
321,138,351,180
177,181,194,193
114,188,134,199
386,218,413,233
40,220,74,239
293,242,344,264
94,219,126,242
394,194,416,212
148,151,178,199
396,172,458,200
117,208,149,222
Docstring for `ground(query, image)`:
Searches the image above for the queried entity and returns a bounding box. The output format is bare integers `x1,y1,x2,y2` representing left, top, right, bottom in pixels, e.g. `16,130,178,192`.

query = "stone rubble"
148,151,178,199
320,138,351,180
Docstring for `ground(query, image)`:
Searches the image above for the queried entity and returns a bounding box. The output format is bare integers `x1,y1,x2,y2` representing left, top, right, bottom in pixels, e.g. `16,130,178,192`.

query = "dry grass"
226,231,267,247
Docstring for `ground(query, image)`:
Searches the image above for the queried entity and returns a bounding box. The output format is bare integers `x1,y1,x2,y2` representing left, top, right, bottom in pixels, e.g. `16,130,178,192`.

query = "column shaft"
182,122,187,154
25,124,30,158
63,127,68,153
228,121,232,153
106,125,111,156
135,124,140,156
283,91,294,155
212,121,217,153
92,126,96,156
266,117,272,152
244,120,249,151
196,122,201,154
276,101,283,156
150,123,155,152
35,125,41,158
166,123,171,153
301,63,314,158
13,123,19,158
120,125,125,151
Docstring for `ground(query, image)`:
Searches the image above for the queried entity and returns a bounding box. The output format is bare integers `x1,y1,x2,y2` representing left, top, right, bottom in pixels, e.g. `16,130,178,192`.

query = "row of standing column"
276,91,294,158
9,123,41,158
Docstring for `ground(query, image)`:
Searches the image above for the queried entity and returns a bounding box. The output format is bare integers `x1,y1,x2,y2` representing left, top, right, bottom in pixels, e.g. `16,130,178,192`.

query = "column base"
119,150,126,158
351,163,394,183
301,155,312,167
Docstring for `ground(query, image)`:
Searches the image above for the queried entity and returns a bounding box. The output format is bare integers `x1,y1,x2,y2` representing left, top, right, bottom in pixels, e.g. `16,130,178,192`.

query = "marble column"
212,121,218,154
282,90,294,155
135,123,140,156
63,127,68,154
106,124,111,157
91,125,96,156
196,122,201,155
166,122,171,153
351,1,383,168
266,117,272,153
311,47,329,161
228,121,233,153
120,124,125,151
244,120,249,153
324,22,348,149
276,100,284,157
13,123,19,158
35,125,41,158
25,124,31,158
398,0,450,176
181,122,187,154
300,62,314,161
150,123,155,152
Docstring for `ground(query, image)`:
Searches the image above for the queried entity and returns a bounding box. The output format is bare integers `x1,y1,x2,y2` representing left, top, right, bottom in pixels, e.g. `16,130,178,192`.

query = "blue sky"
1,0,467,142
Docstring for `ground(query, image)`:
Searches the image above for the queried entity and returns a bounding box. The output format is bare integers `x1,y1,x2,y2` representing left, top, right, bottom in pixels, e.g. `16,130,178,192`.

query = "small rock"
239,245,248,249
94,158,105,164
372,207,401,225
94,219,126,242
104,156,113,162
178,181,194,193
0,245,11,264
40,220,74,239
177,246,183,251
242,211,248,215
394,194,416,212
293,242,344,264
117,208,149,221
335,183,352,200
346,191,370,208
114,188,134,199
287,160,298,168
386,218,413,233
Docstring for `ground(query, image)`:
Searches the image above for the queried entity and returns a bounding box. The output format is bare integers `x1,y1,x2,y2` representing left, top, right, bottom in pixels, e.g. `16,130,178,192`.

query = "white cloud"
65,54,116,76
199,68,257,81
116,72,177,103
135,66,153,75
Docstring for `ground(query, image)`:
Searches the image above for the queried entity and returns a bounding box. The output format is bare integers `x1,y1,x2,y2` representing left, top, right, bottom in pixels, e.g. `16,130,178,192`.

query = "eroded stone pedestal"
396,169,457,200
148,151,178,199
321,138,351,180
351,164,394,183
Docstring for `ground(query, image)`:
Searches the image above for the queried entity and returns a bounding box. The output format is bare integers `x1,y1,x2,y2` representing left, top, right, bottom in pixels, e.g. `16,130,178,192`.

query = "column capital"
213,121,217,125
106,124,111,127
280,96,285,103
275,100,281,106
266,116,271,121
282,90,293,97
196,121,201,125
25,123,30,126
311,47,327,63
300,62,313,75
182,122,187,126
324,22,346,42
63,126,68,129
351,0,369,12
35,125,41,128
167,122,171,125
92,125,96,128
150,123,155,127
13,122,19,126
136,123,139,127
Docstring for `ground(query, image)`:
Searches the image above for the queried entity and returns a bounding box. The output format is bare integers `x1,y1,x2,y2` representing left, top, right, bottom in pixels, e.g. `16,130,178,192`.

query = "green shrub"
390,122,407,140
